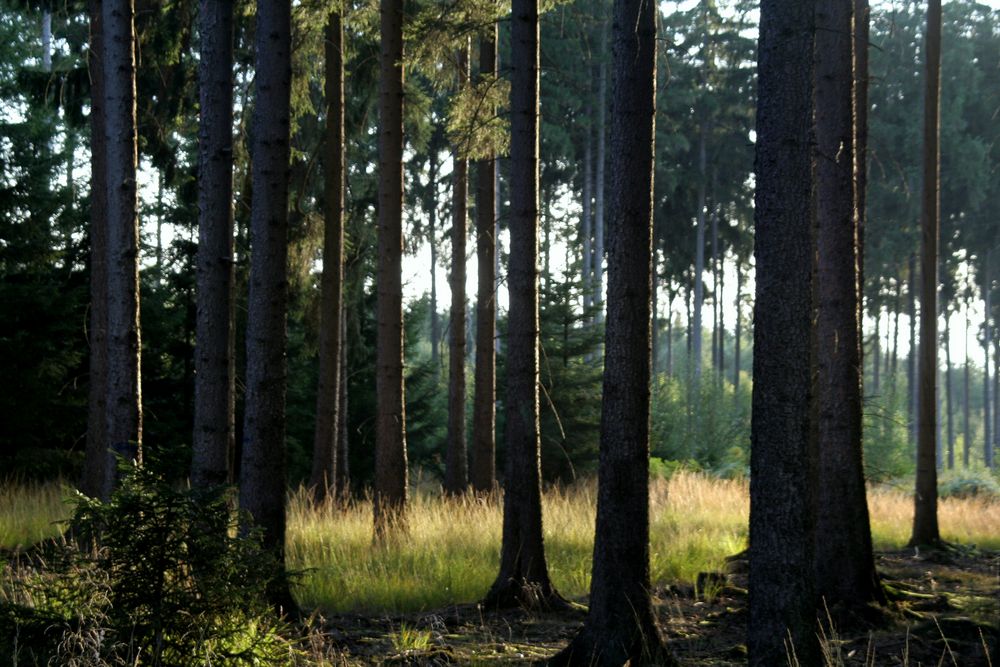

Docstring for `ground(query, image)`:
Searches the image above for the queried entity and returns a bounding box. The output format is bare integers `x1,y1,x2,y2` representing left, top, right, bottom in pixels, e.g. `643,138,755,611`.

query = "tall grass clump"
0,480,70,549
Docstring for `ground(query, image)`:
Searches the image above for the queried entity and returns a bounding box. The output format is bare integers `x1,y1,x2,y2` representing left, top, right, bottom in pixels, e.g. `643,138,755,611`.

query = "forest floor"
313,547,999,666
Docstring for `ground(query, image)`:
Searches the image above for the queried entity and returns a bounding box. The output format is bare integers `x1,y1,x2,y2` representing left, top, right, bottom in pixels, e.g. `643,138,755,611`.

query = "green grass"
3,472,998,616
0,480,71,548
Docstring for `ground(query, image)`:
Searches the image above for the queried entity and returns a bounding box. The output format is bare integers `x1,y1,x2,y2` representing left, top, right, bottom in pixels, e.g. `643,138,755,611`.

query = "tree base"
547,629,677,667
480,576,576,613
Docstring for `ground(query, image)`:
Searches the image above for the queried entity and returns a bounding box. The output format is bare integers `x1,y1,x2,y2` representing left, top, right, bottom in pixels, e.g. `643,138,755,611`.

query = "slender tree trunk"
551,0,672,657
872,308,881,395
42,8,52,71
718,253,725,387
993,337,999,469
429,132,441,367
711,199,719,373
309,11,345,501
666,288,674,377
734,266,742,393
749,0,820,663
856,0,870,376
945,312,954,469
593,29,606,320
908,253,918,454
963,314,971,468
103,0,142,498
471,26,498,495
813,0,882,610
374,0,409,534
651,251,659,374
240,0,295,613
891,277,901,383
985,253,994,469
910,0,942,547
693,126,706,385
337,297,351,496
192,0,236,490
445,41,470,495
482,0,563,609
582,115,593,315
81,0,109,499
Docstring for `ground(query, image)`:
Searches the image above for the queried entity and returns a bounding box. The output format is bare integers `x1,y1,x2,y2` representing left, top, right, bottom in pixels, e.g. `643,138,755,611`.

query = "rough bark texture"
445,43,470,495
748,0,820,664
471,26,498,495
482,0,562,609
239,0,295,613
192,0,235,490
102,0,142,498
310,12,345,502
911,0,942,547
813,0,883,611
550,0,672,660
81,0,109,499
375,0,408,534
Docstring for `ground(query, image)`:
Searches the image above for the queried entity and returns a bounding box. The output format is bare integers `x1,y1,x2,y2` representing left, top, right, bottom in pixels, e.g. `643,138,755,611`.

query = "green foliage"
862,388,915,483
937,469,1000,500
0,467,298,666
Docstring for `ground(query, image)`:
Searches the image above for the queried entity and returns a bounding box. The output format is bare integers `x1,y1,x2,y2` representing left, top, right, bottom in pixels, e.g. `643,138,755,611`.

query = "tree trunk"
582,114,593,315
429,131,441,367
593,28,606,320
993,336,999,469
309,11,345,502
666,287,674,378
813,0,882,611
710,198,719,374
445,41,470,495
103,0,142,498
482,0,563,610
872,308,881,395
944,312,954,469
693,126,706,385
337,301,351,496
193,0,236,491
651,250,659,374
717,252,725,387
374,0,409,534
550,0,672,658
908,253,918,455
963,315,971,468
748,0,820,663
891,277,901,383
984,253,994,469
734,265,742,393
240,0,295,614
81,0,109,499
471,26,498,495
910,0,941,547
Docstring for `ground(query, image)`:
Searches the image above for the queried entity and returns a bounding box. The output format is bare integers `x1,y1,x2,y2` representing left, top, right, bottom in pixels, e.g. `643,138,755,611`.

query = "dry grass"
3,472,997,615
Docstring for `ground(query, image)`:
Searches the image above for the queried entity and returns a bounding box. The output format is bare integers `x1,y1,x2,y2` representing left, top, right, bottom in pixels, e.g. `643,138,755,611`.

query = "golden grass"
2,472,997,614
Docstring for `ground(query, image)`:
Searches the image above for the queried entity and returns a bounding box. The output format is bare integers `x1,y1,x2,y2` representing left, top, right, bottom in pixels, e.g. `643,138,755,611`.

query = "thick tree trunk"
445,42,470,495
240,0,295,614
910,0,942,547
309,12,345,501
813,0,882,610
693,126,706,385
374,0,409,533
482,0,563,610
471,26,498,495
81,0,109,500
551,0,672,658
748,0,820,664
193,0,236,490
103,0,142,497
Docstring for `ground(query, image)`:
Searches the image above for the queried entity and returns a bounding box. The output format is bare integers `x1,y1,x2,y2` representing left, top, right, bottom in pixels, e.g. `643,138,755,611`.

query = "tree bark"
429,129,442,367
908,253,918,455
374,0,409,534
240,0,295,614
813,0,883,610
482,0,563,610
471,26,498,495
749,0,820,663
734,265,742,393
582,114,593,315
593,28,606,320
963,315,971,468
337,303,351,496
550,0,671,661
103,0,142,498
81,0,109,500
445,41,470,495
944,311,954,469
193,0,236,490
309,11,345,502
910,0,942,547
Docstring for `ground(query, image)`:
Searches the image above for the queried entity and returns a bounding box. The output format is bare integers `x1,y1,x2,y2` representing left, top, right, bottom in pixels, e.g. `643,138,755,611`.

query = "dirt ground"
314,548,999,665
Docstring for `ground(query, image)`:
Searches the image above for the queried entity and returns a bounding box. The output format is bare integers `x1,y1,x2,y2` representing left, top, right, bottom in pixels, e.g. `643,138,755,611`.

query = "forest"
0,0,998,664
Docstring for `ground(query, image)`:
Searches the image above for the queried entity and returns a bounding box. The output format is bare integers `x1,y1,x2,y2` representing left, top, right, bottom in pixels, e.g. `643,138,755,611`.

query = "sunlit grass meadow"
3,472,998,614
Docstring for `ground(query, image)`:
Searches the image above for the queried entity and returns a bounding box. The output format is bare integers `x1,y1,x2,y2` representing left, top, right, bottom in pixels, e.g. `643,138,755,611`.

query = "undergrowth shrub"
1,466,301,666
938,469,1000,499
